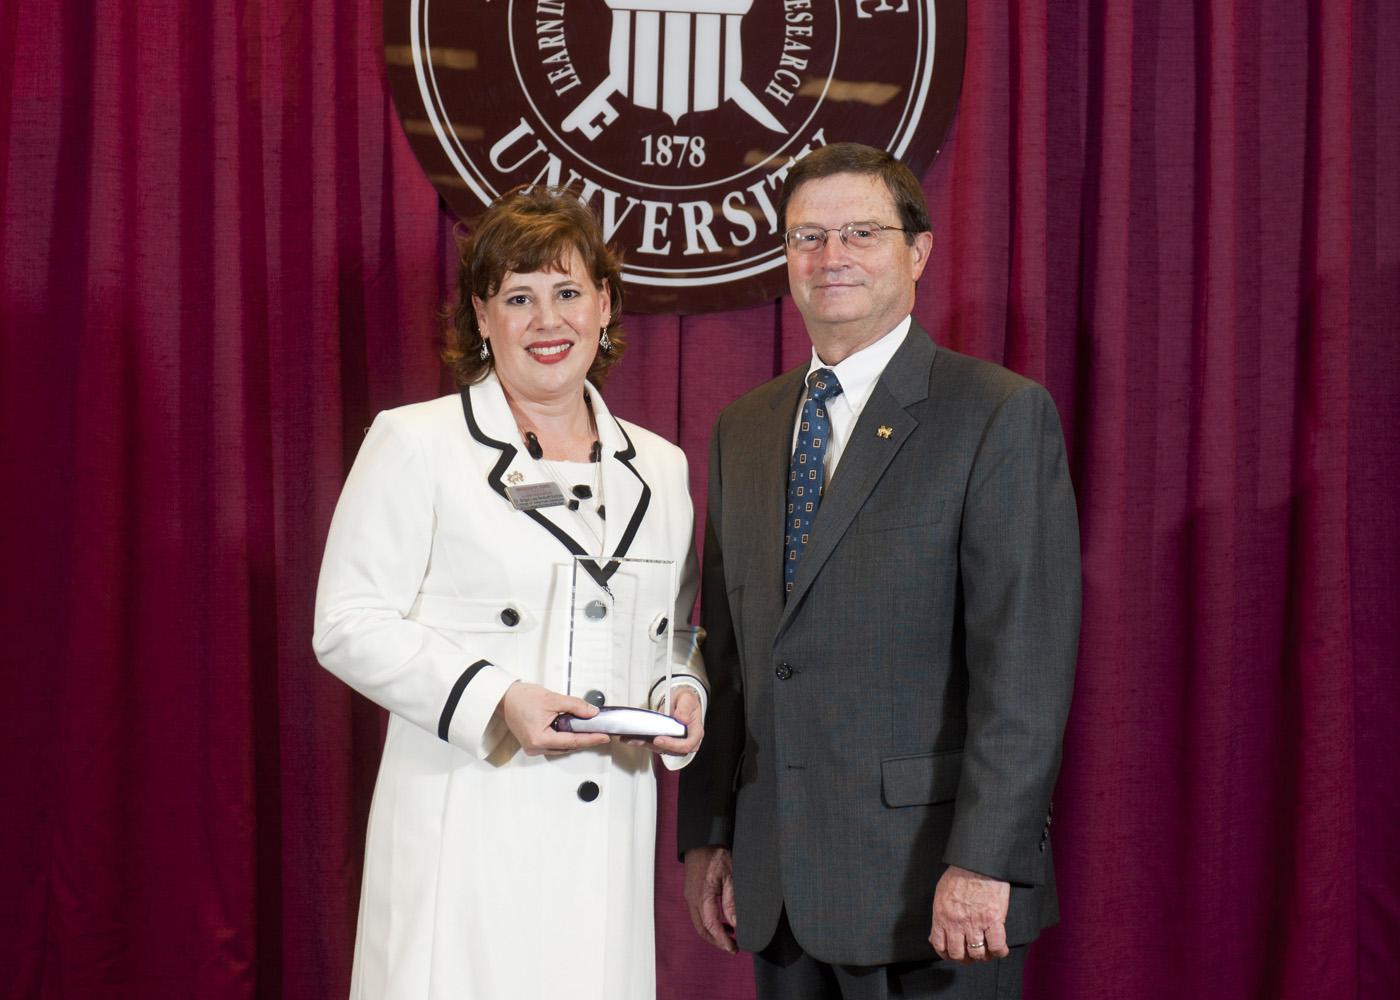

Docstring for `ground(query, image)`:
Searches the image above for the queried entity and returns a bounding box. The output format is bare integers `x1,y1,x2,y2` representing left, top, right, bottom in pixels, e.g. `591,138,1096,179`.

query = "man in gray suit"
677,143,1081,999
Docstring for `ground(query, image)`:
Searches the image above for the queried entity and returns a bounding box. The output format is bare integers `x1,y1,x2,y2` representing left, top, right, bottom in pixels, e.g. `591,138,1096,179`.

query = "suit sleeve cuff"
941,833,1047,887
678,819,735,860
439,661,516,759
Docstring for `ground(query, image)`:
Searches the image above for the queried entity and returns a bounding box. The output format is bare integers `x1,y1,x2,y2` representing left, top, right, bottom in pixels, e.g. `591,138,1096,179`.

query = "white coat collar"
458,373,652,589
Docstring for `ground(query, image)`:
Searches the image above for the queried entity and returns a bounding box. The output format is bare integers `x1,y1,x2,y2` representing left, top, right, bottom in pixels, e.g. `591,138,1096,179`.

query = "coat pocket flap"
881,750,962,807
408,594,536,633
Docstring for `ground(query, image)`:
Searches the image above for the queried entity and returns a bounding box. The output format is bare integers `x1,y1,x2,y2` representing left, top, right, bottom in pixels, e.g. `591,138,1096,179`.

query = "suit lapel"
741,368,809,627
592,389,649,563
777,328,937,637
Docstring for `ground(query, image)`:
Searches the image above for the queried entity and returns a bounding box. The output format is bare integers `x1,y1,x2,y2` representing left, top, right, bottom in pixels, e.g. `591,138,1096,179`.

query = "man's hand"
930,865,1011,963
683,845,737,953
642,687,704,756
500,682,611,756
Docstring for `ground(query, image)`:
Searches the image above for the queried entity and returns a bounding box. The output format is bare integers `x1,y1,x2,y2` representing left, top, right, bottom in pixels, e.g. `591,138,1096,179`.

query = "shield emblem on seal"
562,0,784,139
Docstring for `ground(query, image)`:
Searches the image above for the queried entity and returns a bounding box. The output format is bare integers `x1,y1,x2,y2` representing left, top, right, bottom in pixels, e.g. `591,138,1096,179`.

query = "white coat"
313,374,706,1000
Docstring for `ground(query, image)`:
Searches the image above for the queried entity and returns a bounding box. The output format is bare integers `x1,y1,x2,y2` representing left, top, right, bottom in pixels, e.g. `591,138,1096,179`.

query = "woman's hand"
642,687,704,756
500,682,611,756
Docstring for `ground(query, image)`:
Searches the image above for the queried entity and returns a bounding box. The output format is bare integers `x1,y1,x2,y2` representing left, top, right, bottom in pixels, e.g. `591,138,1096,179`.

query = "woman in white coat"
314,186,707,1000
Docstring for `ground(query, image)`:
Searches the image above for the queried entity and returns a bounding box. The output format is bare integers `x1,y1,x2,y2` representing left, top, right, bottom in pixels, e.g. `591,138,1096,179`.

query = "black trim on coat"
439,659,492,741
648,671,709,705
459,387,652,589
609,422,652,569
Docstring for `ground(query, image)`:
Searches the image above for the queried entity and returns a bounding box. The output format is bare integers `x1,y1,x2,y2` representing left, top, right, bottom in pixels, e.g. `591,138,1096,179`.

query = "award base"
552,706,687,740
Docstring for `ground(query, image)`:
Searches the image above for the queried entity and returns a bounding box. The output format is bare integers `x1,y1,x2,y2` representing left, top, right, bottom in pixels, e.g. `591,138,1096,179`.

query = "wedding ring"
968,940,986,949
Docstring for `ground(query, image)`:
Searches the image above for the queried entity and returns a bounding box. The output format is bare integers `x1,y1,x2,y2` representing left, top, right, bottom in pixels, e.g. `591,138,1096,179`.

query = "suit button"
775,662,793,680
577,781,600,803
584,600,608,621
584,689,606,707
499,607,520,627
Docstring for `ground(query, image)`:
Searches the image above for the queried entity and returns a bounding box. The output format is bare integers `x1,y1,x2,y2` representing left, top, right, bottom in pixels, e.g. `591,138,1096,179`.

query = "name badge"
507,482,568,510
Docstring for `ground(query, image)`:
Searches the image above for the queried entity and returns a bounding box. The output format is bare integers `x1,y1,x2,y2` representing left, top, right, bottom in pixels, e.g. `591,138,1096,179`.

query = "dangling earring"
479,339,491,361
598,327,612,354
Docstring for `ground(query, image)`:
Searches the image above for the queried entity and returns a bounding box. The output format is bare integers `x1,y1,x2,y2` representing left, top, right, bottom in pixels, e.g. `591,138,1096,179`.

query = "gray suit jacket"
678,326,1081,966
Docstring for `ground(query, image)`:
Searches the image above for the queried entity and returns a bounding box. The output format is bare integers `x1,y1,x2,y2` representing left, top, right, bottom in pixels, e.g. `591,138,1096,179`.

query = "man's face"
784,172,932,358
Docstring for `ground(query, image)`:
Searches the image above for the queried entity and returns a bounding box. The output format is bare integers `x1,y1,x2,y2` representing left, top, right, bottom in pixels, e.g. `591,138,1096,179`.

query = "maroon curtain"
2,1,1396,998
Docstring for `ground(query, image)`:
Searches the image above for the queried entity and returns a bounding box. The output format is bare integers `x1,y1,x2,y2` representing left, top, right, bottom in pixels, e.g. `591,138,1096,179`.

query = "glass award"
551,555,687,740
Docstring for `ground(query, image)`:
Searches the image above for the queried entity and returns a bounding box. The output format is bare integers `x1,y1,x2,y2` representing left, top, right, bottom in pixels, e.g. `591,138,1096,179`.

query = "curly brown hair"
443,186,626,387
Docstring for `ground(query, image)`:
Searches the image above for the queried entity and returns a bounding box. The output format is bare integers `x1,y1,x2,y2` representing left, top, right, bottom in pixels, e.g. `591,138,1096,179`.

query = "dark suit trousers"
754,911,1028,1000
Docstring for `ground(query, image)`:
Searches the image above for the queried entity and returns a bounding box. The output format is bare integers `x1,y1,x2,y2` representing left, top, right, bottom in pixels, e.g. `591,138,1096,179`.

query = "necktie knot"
807,368,844,404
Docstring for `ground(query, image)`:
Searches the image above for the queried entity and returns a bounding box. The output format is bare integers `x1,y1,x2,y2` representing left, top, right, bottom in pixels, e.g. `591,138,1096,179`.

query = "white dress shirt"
792,316,912,483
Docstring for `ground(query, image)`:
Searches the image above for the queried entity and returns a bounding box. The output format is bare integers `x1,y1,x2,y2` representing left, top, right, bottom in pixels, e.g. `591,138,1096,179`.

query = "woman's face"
474,248,611,408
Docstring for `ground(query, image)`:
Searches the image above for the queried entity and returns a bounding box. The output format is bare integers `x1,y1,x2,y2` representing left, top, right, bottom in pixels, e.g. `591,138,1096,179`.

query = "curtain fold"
1,1,1395,998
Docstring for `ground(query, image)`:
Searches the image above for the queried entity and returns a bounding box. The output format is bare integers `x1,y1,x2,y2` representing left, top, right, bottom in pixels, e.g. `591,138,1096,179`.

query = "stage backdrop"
1,1,1396,998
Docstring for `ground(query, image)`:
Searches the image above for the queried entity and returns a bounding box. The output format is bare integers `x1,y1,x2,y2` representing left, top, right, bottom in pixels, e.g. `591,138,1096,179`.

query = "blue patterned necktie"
785,368,844,598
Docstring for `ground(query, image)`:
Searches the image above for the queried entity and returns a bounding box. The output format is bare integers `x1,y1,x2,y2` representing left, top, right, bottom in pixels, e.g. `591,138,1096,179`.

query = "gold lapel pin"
876,425,893,439
506,471,525,485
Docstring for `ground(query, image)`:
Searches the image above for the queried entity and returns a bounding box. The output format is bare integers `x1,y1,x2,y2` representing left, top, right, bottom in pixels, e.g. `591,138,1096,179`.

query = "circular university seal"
384,0,965,313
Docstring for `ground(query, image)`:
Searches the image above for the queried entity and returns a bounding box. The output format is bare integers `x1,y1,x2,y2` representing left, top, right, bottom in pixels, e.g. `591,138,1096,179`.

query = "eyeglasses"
782,221,908,253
